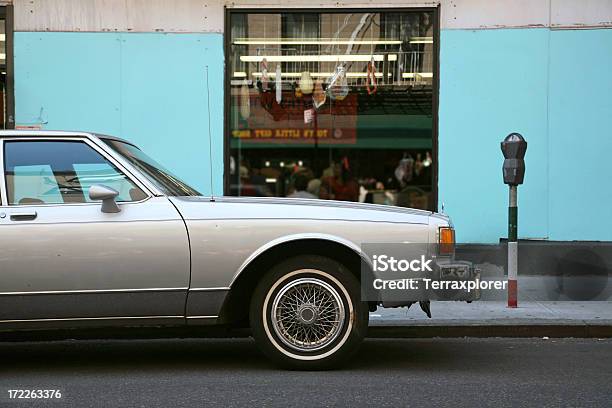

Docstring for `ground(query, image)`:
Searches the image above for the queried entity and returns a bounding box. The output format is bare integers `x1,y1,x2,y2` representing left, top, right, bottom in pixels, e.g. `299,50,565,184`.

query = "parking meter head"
501,133,527,185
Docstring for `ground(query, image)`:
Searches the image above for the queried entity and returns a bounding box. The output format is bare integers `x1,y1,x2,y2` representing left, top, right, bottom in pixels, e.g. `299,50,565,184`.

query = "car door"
0,137,190,329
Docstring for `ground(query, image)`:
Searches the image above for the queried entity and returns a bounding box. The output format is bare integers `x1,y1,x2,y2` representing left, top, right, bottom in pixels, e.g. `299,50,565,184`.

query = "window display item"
423,151,432,167
394,154,415,186
240,79,250,120
300,71,314,95
275,65,282,103
367,59,378,95
261,58,270,91
313,79,326,109
327,65,349,101
304,108,315,124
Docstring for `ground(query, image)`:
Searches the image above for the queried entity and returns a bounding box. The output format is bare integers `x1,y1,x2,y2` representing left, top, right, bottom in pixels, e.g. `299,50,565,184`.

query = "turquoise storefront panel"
548,29,612,241
439,28,550,243
14,32,224,196
14,33,122,134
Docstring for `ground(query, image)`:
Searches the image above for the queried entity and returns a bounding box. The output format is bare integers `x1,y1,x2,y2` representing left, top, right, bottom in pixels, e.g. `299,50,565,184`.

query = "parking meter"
501,132,527,308
501,133,527,185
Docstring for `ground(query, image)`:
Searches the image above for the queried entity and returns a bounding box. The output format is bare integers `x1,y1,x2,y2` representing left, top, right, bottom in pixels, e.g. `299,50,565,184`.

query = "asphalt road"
0,337,610,407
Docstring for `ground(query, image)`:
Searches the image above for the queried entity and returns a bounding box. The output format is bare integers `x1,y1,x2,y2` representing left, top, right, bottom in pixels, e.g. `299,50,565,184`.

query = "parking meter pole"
501,132,526,309
508,186,518,308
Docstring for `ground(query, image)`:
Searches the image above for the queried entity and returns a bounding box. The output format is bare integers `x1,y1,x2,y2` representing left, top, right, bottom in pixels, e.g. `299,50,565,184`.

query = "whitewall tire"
250,255,368,370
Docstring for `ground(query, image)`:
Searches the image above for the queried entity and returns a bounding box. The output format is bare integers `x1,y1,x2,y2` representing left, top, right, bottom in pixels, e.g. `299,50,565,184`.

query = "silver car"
0,131,475,369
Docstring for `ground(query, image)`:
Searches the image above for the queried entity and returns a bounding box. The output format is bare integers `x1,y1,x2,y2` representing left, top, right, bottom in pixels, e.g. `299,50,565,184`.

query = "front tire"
250,255,368,370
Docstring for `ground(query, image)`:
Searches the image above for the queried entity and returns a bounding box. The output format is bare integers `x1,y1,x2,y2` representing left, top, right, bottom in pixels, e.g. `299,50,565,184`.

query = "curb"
2,325,611,342
367,324,612,338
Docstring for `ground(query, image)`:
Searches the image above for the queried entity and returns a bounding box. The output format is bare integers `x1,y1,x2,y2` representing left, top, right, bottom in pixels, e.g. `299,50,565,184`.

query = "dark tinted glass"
4,140,146,205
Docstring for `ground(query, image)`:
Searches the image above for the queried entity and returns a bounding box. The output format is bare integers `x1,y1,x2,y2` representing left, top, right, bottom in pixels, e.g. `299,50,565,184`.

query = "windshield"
103,139,201,197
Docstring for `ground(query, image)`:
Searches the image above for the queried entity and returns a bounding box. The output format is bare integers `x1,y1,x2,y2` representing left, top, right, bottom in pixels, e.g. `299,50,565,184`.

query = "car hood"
169,195,449,225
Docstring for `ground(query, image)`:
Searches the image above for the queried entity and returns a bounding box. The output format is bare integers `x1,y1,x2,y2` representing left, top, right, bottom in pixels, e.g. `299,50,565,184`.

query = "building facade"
4,0,612,244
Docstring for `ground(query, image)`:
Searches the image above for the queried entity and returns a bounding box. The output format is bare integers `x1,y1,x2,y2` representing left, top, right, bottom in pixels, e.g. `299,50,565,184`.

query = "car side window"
4,140,147,205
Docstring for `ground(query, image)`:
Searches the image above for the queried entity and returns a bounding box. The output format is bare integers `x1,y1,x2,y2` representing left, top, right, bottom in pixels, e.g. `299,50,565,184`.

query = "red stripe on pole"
508,279,518,308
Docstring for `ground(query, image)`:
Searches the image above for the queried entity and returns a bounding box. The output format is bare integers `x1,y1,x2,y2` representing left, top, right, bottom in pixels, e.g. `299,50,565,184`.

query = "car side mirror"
89,184,121,213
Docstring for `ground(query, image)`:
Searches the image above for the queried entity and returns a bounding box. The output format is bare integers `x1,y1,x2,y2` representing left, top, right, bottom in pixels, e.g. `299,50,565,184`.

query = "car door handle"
10,211,38,221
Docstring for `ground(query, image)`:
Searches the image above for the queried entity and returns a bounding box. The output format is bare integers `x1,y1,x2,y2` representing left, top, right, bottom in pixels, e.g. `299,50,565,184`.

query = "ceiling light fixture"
243,72,392,78
234,38,403,46
402,72,434,78
409,37,433,44
240,54,397,63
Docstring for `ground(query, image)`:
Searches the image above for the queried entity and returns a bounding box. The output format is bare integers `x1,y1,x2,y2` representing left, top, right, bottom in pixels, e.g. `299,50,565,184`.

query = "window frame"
2,5,16,130
0,136,152,207
223,6,440,211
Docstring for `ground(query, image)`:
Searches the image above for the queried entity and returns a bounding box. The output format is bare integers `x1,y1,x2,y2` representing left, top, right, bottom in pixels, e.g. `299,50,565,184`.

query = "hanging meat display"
366,58,378,95
313,78,326,109
275,64,282,103
261,58,270,92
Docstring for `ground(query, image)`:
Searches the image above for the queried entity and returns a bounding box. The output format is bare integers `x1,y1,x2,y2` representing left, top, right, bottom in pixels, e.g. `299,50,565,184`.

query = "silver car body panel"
0,197,189,293
0,133,190,325
171,196,432,290
0,131,451,330
0,195,191,322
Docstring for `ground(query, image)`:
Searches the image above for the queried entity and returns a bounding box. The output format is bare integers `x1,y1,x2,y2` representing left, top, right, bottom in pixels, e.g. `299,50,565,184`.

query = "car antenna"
205,65,215,202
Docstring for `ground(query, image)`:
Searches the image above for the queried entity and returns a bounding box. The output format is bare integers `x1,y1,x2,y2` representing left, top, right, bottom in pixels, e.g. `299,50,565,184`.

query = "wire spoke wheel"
271,277,346,352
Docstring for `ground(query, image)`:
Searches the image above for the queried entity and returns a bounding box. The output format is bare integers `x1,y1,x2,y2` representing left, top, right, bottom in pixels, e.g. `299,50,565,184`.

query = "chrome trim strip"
0,130,94,138
186,316,218,319
0,218,180,226
0,316,184,323
4,197,152,209
188,287,230,292
0,287,189,296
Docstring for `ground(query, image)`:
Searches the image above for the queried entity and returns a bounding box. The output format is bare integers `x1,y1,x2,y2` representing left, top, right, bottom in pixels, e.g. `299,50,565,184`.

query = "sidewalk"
368,301,612,338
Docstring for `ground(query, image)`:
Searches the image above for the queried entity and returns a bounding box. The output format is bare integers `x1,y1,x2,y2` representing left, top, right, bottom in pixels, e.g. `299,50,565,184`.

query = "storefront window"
228,11,436,210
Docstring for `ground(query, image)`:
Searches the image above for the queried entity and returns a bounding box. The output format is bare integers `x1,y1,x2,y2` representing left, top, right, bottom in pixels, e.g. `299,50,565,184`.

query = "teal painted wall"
14,32,224,196
14,29,612,243
547,29,612,241
439,27,612,243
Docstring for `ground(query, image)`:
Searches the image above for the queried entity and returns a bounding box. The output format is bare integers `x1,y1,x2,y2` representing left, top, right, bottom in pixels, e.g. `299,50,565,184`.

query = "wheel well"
218,239,361,327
